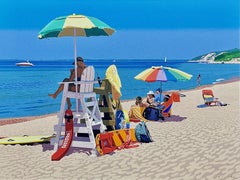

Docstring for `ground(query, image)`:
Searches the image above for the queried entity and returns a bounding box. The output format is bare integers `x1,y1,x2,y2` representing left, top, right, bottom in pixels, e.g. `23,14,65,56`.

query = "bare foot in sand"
48,93,57,99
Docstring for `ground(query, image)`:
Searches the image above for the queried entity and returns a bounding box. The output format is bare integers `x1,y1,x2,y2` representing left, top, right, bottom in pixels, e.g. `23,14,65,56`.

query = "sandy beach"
0,80,240,180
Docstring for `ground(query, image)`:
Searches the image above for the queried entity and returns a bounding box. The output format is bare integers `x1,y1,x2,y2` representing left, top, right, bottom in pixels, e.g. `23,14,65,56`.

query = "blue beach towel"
197,104,208,108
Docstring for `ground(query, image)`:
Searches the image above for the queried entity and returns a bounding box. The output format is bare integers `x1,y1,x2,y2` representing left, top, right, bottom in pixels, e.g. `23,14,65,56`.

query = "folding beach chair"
161,92,180,118
202,89,219,106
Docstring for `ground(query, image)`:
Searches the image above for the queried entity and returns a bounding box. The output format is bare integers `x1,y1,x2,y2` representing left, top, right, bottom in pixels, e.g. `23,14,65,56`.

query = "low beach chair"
202,89,219,106
161,92,180,118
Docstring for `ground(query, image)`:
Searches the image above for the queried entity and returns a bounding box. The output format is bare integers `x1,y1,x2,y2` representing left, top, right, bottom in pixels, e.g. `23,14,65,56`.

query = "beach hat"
147,90,155,95
155,88,161,92
72,56,84,64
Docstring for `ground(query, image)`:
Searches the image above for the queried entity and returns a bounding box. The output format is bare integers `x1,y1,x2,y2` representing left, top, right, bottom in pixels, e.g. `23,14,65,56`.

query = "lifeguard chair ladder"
94,65,123,130
94,79,122,130
51,66,106,155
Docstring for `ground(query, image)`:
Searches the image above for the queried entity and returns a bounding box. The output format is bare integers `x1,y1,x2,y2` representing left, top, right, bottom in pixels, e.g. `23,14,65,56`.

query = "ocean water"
0,59,239,119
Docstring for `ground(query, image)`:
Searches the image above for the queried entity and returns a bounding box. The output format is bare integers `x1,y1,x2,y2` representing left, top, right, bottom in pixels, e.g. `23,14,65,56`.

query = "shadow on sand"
160,115,187,122
41,142,116,158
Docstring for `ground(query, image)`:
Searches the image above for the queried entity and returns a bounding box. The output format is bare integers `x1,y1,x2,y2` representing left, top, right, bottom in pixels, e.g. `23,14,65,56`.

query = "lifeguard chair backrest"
202,89,214,97
79,66,95,93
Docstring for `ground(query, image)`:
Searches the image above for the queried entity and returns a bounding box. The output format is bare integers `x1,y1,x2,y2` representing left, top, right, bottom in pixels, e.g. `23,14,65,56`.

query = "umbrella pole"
74,28,78,112
160,82,162,102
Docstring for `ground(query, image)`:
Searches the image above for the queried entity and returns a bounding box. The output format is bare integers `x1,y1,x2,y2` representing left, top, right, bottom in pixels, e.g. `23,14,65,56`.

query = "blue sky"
0,0,239,60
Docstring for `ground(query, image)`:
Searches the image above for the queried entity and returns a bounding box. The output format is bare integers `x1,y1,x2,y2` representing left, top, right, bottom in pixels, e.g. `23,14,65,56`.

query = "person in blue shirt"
154,88,164,104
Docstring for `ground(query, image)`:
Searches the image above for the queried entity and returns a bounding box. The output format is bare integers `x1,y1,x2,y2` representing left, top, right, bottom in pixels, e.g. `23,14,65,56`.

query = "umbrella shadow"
160,115,187,122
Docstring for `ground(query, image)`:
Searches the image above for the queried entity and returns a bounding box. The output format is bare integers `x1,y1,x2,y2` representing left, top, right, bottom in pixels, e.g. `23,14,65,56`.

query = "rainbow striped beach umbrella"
135,66,192,97
38,14,115,80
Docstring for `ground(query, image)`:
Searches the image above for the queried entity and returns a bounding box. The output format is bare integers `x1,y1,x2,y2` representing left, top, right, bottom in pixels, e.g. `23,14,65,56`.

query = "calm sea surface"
0,59,239,119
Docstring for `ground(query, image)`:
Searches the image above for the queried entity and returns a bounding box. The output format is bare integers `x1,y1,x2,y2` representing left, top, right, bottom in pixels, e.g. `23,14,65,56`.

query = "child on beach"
48,57,86,109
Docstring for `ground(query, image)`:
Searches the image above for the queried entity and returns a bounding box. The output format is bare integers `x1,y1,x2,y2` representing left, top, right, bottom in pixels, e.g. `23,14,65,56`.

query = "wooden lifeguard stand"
51,66,106,156
94,65,123,130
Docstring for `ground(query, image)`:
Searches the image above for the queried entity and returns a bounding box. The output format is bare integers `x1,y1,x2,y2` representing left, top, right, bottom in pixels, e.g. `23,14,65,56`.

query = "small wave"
216,78,225,82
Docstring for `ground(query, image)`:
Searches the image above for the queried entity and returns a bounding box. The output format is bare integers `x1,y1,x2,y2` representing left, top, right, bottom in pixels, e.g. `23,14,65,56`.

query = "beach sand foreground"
0,80,240,179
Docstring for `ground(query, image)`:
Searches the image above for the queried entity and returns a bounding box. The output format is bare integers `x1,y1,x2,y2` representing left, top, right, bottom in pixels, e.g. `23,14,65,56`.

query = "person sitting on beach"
154,88,164,104
144,90,157,107
159,94,170,109
128,96,148,121
164,94,170,102
48,57,86,109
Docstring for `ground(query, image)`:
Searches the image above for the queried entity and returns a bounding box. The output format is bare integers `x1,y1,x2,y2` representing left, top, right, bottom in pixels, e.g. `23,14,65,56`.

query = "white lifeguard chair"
51,66,106,156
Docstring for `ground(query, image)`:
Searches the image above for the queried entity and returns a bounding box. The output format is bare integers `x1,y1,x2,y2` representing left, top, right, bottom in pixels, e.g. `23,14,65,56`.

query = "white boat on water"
16,60,34,67
164,57,167,62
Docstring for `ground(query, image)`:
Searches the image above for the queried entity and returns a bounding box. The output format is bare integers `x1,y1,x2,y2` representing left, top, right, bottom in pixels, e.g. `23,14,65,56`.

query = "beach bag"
135,122,153,143
143,107,159,121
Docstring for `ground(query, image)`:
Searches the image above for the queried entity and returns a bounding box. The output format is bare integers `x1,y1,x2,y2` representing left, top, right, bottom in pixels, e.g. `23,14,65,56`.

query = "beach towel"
128,106,148,122
105,65,122,100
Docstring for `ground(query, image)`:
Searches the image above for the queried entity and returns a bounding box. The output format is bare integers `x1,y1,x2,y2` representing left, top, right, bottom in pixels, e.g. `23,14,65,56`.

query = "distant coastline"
188,58,240,64
188,48,240,64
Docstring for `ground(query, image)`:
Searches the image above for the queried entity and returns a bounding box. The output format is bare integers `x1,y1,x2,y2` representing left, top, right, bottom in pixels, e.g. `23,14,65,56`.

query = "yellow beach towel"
105,65,122,100
128,106,148,122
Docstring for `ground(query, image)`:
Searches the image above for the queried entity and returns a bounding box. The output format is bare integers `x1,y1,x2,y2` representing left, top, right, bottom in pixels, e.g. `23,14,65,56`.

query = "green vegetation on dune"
190,48,240,62
215,49,240,62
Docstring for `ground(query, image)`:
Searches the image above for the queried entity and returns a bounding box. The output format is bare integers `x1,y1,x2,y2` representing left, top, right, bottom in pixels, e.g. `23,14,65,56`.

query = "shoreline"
0,77,239,126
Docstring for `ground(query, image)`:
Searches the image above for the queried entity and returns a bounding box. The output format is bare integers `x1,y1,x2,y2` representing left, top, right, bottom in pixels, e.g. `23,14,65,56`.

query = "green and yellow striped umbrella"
38,14,114,109
38,14,115,83
38,14,115,39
